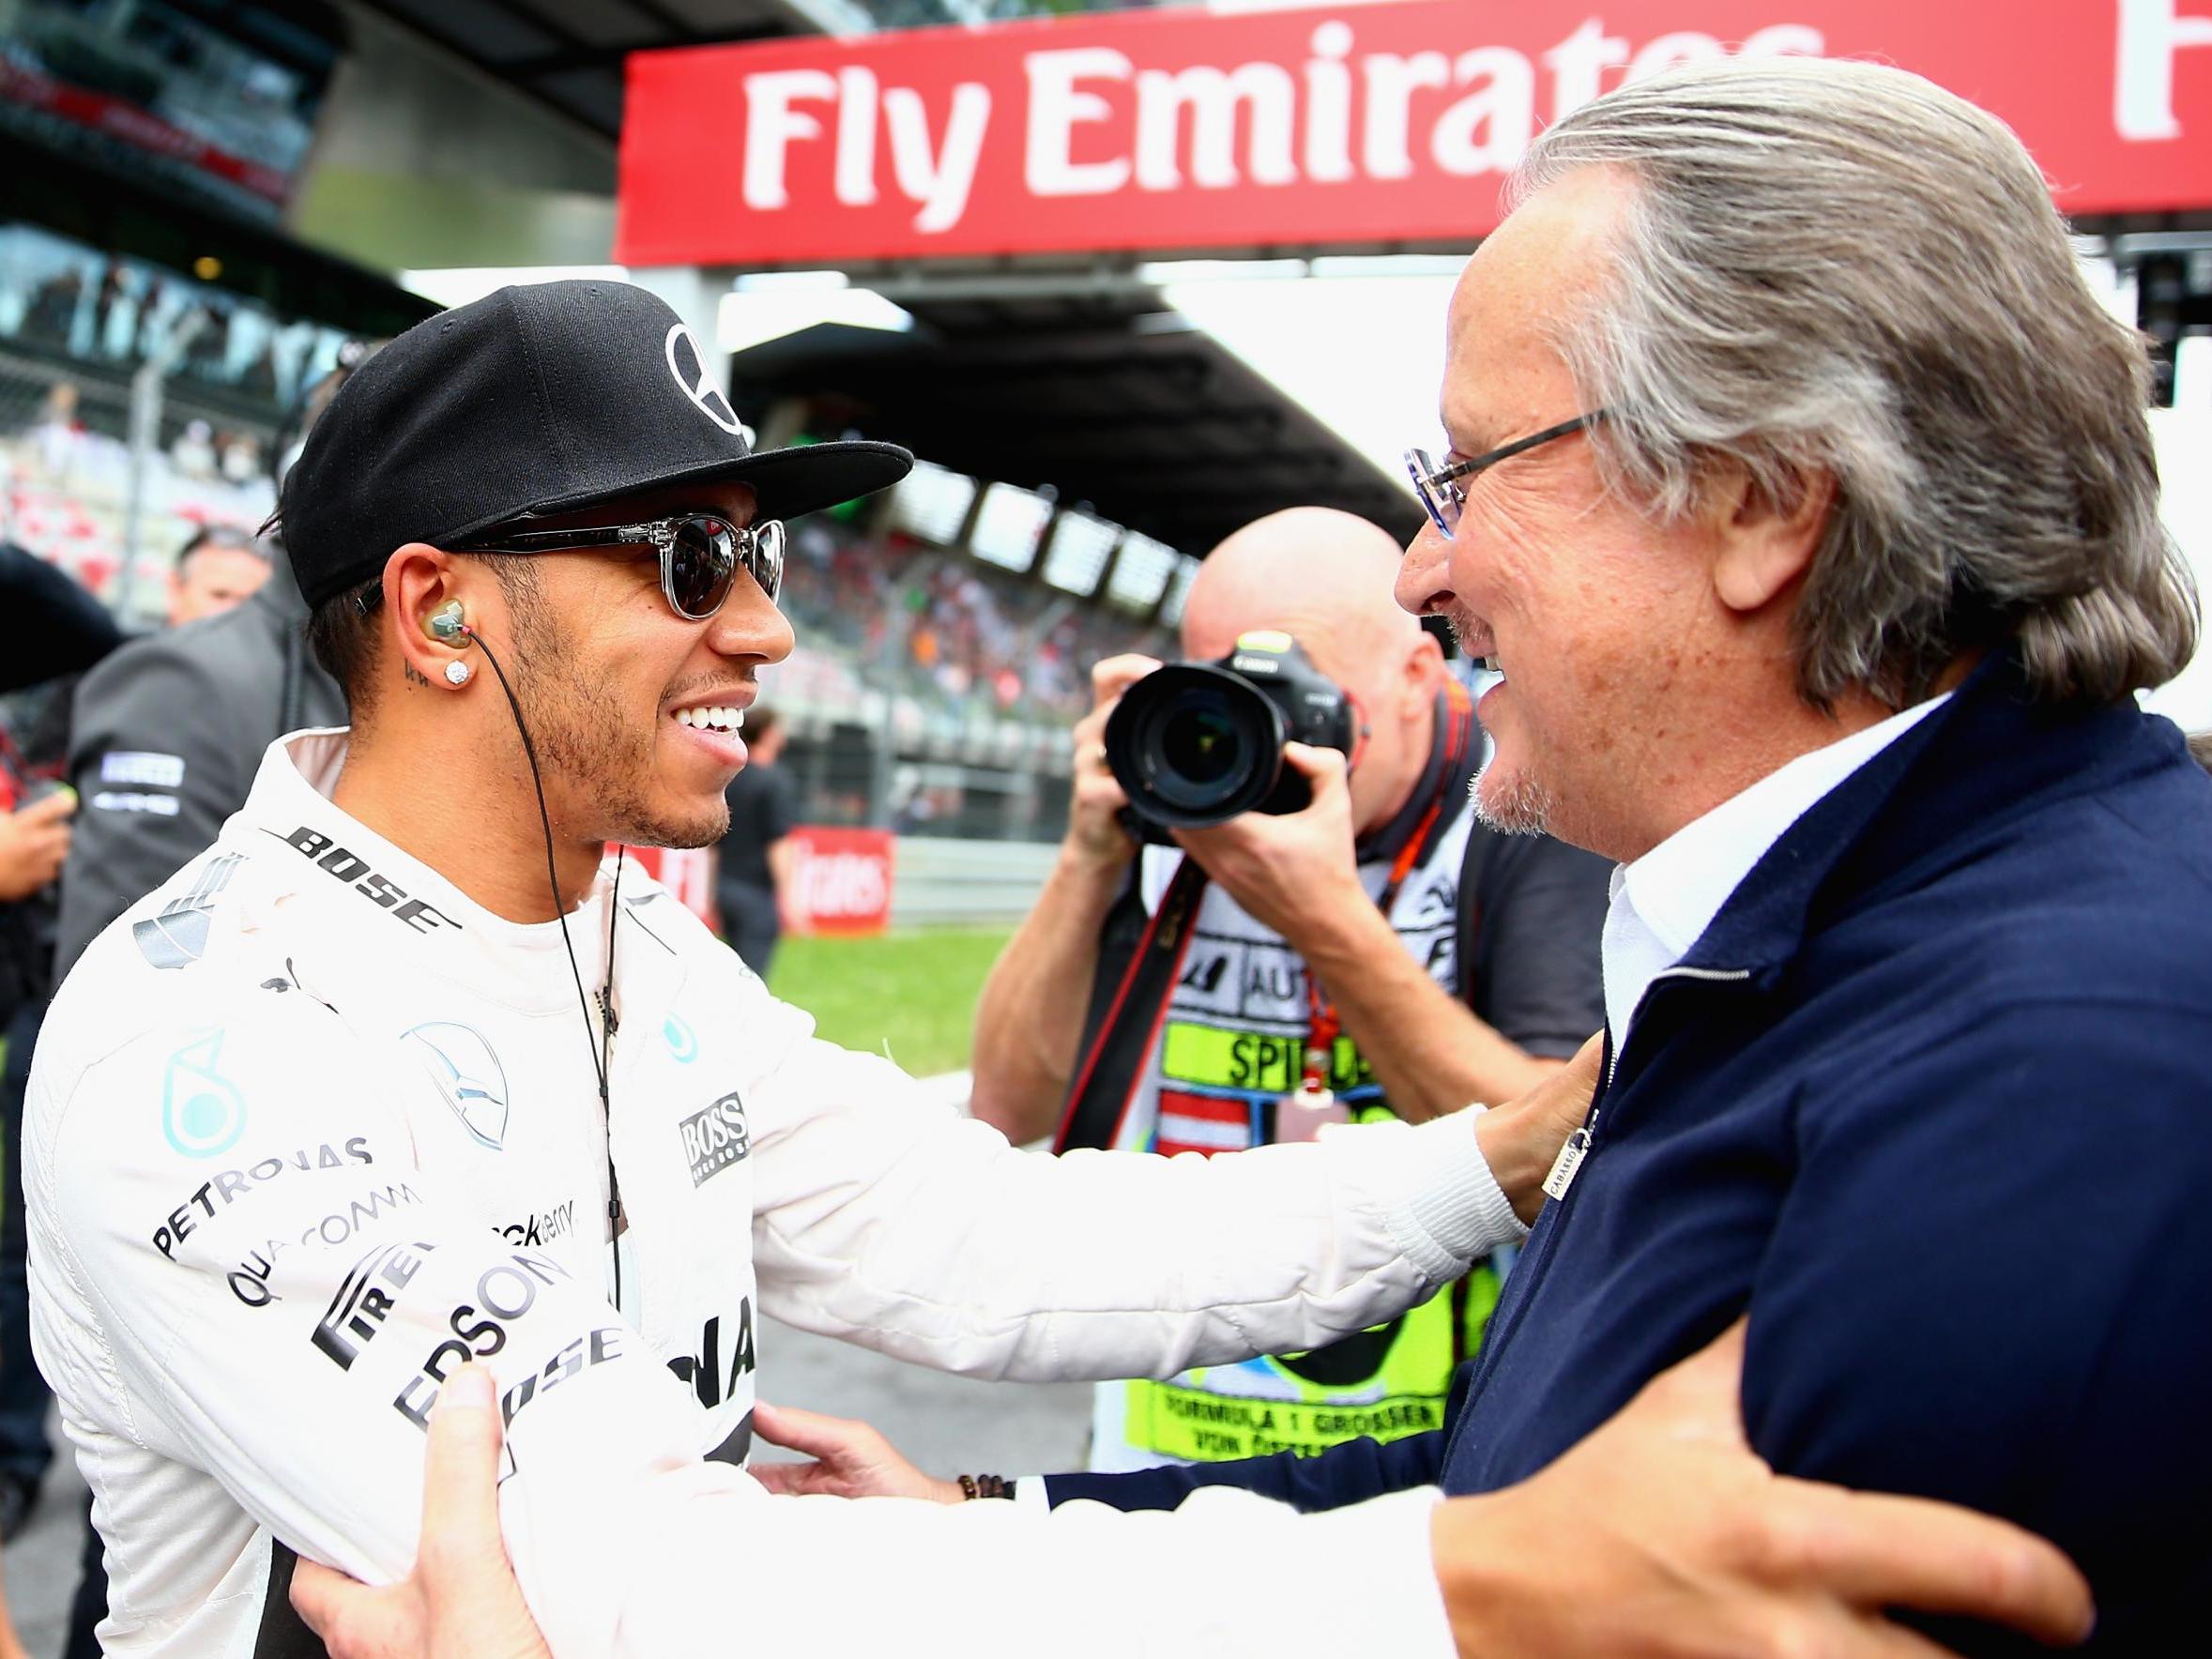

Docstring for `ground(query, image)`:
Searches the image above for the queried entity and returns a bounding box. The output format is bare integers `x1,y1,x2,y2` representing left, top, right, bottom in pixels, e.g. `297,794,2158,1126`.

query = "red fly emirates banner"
618,0,2212,266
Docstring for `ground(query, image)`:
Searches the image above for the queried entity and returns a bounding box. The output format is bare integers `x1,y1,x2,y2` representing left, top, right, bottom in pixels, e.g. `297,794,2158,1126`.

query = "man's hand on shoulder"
1431,1321,2094,1657
1172,742,1366,946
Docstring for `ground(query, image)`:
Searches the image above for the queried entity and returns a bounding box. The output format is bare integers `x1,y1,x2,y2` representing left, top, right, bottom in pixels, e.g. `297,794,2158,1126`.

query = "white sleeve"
747,1027,1523,1383
31,994,1458,1659
597,1484,1456,1658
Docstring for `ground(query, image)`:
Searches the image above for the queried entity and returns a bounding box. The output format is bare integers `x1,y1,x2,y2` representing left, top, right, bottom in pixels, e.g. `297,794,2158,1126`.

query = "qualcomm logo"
664,1012,698,1064
664,324,752,442
163,1030,248,1158
403,1023,510,1150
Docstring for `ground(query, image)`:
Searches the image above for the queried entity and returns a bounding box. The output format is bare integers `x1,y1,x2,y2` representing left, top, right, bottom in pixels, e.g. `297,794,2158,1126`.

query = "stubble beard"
1471,754,1559,837
511,630,726,853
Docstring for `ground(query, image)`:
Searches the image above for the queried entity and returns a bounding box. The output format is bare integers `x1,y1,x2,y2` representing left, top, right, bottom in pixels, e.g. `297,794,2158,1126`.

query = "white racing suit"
28,731,1523,1657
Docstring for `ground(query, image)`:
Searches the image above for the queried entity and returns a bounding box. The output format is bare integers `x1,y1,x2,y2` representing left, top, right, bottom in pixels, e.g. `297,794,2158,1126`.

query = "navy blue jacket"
1050,654,2212,1653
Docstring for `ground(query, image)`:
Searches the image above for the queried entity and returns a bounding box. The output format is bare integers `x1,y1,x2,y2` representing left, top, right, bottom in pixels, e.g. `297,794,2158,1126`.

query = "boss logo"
679,1093,751,1188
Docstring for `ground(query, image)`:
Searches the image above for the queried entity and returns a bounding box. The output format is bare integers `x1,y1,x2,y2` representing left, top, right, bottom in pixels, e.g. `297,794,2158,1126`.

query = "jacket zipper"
1442,959,1757,1472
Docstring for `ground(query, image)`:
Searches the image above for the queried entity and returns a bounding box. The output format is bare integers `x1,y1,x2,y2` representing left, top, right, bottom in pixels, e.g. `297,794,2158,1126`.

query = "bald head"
1182,508,1421,666
1179,507,1443,836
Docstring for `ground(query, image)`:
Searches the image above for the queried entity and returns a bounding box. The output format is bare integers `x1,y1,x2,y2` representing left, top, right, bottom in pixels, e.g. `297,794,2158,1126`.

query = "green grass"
769,925,1015,1077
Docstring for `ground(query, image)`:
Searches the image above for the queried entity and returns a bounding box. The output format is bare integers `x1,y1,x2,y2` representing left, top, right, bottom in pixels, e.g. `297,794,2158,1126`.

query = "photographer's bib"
1086,781,1506,1472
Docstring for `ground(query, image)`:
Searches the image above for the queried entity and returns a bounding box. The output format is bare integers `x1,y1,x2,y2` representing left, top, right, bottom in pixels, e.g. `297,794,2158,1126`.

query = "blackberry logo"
679,1093,750,1188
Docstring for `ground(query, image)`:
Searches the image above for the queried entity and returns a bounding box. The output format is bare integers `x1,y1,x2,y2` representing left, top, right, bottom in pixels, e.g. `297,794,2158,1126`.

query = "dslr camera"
1103,631,1359,840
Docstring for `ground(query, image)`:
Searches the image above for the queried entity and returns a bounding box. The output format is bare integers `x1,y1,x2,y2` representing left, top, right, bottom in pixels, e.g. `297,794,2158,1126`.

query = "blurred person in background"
33,362,357,1659
22,281,2092,1659
715,705,798,975
970,506,1609,1478
0,540,118,1659
57,366,357,980
165,523,272,628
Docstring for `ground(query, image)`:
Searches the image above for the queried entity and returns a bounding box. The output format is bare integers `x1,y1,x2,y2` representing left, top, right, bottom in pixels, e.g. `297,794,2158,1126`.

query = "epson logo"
679,1093,751,1188
313,1240,435,1370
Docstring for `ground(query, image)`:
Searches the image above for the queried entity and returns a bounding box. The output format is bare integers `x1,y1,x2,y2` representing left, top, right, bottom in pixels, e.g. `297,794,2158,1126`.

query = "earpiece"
425,600,468,644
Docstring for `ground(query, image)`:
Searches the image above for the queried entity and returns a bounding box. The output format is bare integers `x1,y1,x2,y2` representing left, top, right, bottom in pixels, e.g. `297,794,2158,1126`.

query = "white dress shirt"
1602,695,1952,1046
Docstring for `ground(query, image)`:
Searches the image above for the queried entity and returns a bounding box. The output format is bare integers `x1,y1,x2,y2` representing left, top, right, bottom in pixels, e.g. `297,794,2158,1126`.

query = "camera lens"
1159,693,1244,792
1104,664,1286,829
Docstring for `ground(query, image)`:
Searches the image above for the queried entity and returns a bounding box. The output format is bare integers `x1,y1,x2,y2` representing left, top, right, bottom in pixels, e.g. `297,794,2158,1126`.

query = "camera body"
1104,631,1359,841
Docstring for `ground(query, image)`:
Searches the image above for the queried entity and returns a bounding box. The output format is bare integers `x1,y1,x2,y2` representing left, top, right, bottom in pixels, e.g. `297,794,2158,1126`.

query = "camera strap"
1053,856,1209,1154
1055,678,1480,1154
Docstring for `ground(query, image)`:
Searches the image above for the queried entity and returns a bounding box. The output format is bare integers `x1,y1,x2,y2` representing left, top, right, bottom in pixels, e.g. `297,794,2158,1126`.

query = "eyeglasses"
459,511,786,619
1404,410,1609,539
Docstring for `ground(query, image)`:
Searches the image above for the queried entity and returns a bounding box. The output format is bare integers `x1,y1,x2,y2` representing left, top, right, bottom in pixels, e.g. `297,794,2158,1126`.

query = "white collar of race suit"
236,727,642,1017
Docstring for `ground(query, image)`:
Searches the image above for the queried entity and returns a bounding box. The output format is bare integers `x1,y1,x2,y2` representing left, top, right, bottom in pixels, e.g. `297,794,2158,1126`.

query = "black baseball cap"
279,280,913,610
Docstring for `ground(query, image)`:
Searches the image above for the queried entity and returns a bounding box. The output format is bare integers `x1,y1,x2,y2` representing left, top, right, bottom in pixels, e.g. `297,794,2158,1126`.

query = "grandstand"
0,218,364,627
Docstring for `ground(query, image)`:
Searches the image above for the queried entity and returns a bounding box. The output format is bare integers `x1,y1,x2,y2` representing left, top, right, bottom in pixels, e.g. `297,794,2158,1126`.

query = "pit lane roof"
346,0,816,134
346,0,1001,135
726,282,1424,559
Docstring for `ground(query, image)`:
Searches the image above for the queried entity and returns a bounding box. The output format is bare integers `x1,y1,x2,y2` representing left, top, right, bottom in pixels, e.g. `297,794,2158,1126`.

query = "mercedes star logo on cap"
665,324,750,442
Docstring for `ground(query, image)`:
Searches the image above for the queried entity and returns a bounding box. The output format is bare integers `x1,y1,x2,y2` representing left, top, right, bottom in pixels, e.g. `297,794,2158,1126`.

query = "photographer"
969,507,1609,1473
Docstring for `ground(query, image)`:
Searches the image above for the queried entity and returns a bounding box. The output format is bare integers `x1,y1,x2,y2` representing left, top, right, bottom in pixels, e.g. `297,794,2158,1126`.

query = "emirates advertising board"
618,0,2212,267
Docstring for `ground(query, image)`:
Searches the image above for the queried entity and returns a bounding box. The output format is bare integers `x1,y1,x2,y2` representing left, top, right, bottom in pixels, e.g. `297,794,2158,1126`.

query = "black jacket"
1054,656,2212,1654
56,562,343,978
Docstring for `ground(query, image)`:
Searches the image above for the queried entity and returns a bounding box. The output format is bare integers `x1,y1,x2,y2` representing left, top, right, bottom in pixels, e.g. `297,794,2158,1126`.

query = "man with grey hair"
1366,52,2206,1652
622,46,2209,1651
279,54,2196,1659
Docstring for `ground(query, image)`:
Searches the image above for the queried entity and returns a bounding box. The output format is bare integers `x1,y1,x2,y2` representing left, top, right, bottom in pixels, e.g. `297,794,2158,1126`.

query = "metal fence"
0,341,282,630
888,836,1060,927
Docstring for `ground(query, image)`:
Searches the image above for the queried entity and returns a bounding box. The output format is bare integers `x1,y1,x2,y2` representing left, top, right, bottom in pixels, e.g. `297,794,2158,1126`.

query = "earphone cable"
463,625,608,1108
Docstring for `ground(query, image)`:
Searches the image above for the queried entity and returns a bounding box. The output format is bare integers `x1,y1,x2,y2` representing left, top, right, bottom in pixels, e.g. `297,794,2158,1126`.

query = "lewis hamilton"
26,283,2086,1659
25,282,1552,1659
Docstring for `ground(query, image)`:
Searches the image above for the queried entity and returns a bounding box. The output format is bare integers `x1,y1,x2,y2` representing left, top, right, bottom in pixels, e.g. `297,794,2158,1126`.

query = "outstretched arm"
750,1018,1596,1386
299,1327,2094,1659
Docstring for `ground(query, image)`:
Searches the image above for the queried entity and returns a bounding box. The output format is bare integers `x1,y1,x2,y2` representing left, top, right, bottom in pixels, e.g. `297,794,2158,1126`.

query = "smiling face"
1395,168,1736,863
490,481,790,851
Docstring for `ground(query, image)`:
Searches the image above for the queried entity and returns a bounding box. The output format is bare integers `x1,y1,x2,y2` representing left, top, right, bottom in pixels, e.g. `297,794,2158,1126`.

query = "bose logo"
282,828,463,935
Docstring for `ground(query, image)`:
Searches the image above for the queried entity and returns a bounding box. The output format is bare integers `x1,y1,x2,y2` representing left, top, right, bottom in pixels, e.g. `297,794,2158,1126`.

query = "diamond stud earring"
444,661,472,686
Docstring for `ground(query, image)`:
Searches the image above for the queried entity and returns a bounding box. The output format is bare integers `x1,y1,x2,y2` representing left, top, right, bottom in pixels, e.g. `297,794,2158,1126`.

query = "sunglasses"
459,511,786,619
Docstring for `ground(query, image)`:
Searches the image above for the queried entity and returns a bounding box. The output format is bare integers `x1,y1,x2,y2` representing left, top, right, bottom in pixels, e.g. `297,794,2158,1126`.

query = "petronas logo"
163,1031,248,1159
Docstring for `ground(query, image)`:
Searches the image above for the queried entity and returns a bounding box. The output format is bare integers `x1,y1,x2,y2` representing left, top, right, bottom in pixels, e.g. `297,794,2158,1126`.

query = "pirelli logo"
680,1093,751,1188
313,1240,435,1370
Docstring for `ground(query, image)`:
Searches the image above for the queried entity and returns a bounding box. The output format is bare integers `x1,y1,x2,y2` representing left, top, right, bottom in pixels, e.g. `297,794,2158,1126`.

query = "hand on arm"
967,654,1159,1143
1432,1321,2093,1657
748,1401,963,1503
1175,743,1554,1121
333,1322,2089,1659
292,1368,551,1659
1474,1033,1602,1225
